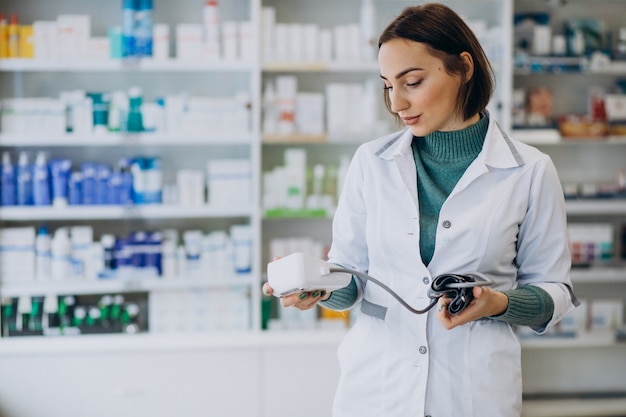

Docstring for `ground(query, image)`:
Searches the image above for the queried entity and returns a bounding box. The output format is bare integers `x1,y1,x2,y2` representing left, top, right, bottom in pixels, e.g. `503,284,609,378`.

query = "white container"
35,226,52,281
230,224,252,274
207,159,251,207
70,226,94,279
51,228,72,281
153,23,170,60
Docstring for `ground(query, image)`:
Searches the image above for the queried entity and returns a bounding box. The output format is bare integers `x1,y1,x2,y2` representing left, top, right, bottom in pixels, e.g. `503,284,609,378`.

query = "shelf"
570,267,626,284
262,133,373,144
0,132,254,146
0,329,348,355
262,61,378,73
564,199,626,216
520,330,622,349
0,274,255,297
0,58,255,73
522,396,626,417
0,205,252,221
514,129,626,145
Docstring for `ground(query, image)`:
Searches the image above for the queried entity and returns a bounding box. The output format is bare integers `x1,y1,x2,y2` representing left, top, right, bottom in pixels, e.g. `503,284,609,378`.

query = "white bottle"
359,0,376,61
203,0,221,59
262,81,277,135
35,226,52,281
51,227,72,281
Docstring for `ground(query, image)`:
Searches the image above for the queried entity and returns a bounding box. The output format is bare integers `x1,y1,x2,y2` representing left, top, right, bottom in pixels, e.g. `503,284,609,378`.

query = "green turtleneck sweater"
321,115,554,327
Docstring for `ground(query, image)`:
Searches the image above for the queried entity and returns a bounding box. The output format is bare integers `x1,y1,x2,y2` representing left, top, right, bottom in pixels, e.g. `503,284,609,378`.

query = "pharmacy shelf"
0,132,254,146
0,329,348,355
514,129,626,145
522,396,626,417
0,58,255,73
564,199,626,216
570,267,626,284
262,61,378,73
0,205,252,221
0,274,255,297
519,330,622,349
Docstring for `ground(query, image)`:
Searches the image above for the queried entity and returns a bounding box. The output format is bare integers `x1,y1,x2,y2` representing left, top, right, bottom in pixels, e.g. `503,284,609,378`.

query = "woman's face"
379,38,469,136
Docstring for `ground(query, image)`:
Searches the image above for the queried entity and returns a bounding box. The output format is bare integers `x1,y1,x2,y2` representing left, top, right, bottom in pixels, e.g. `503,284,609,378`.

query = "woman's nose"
389,90,409,114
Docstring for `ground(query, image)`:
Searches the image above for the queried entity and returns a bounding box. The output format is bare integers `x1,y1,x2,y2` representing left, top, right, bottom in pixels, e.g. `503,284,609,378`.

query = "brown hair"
378,3,494,122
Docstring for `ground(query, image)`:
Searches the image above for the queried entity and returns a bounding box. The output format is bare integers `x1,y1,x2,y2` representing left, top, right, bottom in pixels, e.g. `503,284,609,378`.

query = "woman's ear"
460,51,474,83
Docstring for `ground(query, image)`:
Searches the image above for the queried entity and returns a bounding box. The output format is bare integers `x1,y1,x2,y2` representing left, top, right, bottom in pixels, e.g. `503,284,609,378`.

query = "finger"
262,283,273,296
294,291,325,310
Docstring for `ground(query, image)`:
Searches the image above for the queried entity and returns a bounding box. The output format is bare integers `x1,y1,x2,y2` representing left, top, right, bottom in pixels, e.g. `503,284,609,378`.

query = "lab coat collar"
374,113,526,170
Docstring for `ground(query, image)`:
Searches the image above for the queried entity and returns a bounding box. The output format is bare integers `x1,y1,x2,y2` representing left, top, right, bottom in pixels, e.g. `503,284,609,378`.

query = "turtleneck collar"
413,113,488,162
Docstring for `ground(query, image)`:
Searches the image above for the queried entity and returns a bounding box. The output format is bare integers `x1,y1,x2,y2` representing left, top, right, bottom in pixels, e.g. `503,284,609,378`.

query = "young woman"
264,3,578,416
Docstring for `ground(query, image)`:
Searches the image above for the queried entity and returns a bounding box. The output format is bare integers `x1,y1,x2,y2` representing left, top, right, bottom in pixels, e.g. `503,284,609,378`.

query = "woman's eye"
407,81,422,87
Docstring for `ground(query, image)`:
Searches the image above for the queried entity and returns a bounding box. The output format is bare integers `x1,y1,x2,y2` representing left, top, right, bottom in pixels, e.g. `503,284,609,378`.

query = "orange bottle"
7,13,19,58
0,14,8,58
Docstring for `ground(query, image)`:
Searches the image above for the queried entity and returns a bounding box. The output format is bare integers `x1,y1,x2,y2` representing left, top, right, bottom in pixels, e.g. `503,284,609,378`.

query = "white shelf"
263,60,379,72
0,329,348,355
570,267,626,284
564,200,626,216
520,331,622,349
0,274,255,297
0,58,255,72
0,205,252,220
0,131,254,146
522,397,626,417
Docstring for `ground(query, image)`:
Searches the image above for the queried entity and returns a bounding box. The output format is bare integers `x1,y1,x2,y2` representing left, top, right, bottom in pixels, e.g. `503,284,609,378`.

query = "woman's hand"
435,286,508,330
262,282,331,310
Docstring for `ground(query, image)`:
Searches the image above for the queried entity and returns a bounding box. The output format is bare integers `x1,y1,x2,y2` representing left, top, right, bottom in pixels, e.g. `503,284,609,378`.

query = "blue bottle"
122,0,137,57
134,0,153,57
16,151,33,206
118,157,134,205
1,152,16,206
81,162,98,205
49,159,72,207
68,171,83,205
96,164,111,205
33,151,51,206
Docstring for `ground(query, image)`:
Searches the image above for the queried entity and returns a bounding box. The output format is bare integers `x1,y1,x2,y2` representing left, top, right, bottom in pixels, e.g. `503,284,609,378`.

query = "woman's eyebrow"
380,67,424,81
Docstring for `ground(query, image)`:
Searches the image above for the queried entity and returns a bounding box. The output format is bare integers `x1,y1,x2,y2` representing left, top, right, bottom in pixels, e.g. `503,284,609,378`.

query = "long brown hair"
379,3,494,122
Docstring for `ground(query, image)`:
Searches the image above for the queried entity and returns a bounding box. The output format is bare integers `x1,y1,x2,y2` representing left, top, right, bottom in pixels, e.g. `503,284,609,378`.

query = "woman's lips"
402,115,420,126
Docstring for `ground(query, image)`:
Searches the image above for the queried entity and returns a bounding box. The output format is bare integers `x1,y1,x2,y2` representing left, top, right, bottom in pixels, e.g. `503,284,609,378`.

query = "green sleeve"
319,277,359,311
490,285,554,327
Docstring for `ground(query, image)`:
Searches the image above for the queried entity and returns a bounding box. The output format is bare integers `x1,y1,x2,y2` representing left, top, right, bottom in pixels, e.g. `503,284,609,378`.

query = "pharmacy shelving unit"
0,1,624,417
0,0,263,340
510,1,626,415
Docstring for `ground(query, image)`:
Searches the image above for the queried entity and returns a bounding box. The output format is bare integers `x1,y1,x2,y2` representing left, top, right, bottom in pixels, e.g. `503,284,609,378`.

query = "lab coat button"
419,346,427,354
442,220,451,228
422,277,429,285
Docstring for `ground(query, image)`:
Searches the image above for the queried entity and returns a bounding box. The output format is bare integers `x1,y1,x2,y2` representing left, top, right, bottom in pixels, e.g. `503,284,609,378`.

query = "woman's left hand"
435,286,508,330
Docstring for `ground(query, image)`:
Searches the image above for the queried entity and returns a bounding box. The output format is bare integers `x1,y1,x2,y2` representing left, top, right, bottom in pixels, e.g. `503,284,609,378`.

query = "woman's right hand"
262,282,331,311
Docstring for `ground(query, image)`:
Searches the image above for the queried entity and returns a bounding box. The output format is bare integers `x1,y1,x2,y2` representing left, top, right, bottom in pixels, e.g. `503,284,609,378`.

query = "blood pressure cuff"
428,273,479,315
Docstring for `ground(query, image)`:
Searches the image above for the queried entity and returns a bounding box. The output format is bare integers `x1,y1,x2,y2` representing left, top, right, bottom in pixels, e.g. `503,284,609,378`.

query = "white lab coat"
327,115,578,417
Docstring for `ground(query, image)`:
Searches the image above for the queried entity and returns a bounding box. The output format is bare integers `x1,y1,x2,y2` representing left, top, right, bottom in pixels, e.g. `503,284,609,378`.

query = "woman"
264,3,578,416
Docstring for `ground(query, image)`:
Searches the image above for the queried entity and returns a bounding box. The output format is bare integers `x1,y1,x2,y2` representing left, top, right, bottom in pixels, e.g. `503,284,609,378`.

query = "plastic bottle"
122,0,137,57
359,0,376,61
35,226,52,281
134,0,153,57
0,14,8,59
202,0,221,59
101,234,116,273
1,151,16,206
7,13,19,59
16,151,33,206
51,228,72,281
33,151,51,206
126,87,144,132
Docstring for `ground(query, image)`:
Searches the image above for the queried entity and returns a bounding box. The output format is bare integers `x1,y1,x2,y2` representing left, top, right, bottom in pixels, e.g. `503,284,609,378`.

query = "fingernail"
321,290,327,297
299,293,308,300
312,291,319,298
438,303,445,312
